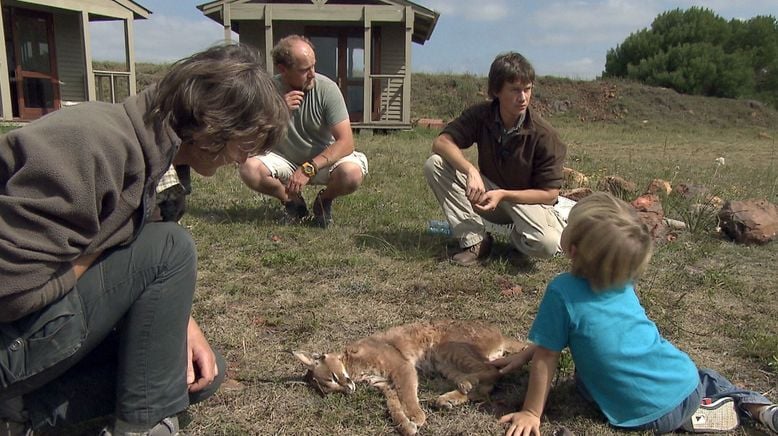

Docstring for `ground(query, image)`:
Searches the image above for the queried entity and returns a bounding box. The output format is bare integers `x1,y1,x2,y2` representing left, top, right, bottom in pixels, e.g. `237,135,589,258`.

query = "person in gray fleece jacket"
0,43,288,435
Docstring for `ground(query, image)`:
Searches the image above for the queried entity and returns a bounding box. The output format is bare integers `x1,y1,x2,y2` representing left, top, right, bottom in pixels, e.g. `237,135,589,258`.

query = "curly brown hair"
146,43,288,155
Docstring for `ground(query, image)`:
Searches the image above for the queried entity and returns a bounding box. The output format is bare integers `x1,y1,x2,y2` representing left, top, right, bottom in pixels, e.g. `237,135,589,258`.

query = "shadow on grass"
355,230,537,273
186,203,280,225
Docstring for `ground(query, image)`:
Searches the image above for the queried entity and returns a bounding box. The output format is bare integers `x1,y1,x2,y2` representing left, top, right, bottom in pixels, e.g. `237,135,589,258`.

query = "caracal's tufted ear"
292,350,320,368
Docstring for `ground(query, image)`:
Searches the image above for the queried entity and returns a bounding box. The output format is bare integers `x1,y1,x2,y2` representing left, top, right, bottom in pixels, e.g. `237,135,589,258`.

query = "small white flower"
714,157,726,166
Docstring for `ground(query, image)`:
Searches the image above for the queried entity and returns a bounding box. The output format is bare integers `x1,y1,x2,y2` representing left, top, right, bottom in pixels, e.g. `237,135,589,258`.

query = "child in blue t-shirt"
493,192,777,435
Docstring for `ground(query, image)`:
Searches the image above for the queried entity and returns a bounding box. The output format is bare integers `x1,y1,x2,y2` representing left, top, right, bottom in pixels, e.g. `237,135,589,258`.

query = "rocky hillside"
411,73,778,130
125,62,778,130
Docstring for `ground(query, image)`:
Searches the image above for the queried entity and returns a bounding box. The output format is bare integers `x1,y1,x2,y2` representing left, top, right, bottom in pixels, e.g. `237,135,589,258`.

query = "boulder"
598,176,636,198
631,194,667,239
718,199,778,245
416,118,446,129
673,183,709,200
560,187,593,202
644,179,672,196
563,167,589,188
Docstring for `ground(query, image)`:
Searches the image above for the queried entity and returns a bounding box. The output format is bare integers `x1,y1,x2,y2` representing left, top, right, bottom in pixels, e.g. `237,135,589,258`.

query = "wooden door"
307,27,365,122
11,8,60,120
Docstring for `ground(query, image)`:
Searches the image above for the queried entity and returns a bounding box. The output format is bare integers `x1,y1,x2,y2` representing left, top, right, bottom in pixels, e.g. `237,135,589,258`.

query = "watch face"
302,162,315,177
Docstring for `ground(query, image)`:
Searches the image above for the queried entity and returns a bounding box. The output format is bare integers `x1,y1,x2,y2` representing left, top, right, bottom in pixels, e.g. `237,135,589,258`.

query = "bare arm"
312,118,354,170
432,133,477,175
433,133,487,204
499,346,560,436
286,119,354,195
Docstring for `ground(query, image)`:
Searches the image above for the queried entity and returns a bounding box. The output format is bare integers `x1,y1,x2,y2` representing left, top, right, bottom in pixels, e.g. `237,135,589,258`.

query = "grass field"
168,114,778,435
19,70,773,435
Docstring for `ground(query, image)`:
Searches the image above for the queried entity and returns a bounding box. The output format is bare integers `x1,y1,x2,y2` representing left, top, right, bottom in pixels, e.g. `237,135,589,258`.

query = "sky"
91,0,778,80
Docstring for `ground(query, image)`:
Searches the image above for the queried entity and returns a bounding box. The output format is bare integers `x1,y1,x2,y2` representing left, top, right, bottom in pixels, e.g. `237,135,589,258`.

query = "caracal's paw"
456,378,474,394
397,420,418,436
435,390,469,409
408,408,426,427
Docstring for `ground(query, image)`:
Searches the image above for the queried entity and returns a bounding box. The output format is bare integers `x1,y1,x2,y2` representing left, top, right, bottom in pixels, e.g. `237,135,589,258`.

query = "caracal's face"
294,351,355,394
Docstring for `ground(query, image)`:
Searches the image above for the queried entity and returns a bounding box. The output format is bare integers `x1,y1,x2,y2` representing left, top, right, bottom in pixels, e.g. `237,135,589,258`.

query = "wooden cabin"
197,0,439,130
0,0,149,121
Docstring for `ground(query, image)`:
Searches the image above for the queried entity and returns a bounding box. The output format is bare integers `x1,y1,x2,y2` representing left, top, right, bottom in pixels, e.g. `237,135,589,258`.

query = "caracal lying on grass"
293,320,529,435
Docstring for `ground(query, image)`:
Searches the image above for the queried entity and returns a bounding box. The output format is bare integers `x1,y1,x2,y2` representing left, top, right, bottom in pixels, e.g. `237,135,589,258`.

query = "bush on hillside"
604,7,778,108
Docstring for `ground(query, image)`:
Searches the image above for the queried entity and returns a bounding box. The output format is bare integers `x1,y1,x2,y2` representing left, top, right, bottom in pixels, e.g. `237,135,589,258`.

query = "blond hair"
561,192,653,291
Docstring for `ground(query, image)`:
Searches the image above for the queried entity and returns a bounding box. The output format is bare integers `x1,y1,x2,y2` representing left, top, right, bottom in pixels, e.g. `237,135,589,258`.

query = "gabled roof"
115,0,152,19
14,0,151,20
197,0,439,44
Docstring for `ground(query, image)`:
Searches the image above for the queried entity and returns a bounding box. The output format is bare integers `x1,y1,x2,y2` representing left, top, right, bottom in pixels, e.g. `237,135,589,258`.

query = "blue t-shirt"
529,272,699,428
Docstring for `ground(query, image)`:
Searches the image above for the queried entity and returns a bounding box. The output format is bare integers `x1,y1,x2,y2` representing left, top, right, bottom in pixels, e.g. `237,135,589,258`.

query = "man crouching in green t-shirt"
239,34,369,228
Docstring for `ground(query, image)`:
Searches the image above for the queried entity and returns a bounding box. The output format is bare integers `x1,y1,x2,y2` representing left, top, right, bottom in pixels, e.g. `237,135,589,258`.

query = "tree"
603,7,777,107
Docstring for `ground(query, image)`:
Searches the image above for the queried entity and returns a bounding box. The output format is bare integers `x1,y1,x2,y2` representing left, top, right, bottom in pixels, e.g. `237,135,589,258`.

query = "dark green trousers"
0,222,224,429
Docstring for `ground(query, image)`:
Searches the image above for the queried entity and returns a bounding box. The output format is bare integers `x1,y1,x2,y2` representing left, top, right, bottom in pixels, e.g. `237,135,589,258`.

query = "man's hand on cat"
499,410,541,436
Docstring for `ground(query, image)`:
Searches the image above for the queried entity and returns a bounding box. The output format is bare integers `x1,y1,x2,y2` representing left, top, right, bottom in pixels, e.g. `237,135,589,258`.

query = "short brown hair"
271,35,315,68
146,42,288,155
488,52,535,98
561,192,653,291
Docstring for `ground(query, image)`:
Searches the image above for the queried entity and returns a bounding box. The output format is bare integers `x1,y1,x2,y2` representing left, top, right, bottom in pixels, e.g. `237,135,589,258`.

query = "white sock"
759,405,777,432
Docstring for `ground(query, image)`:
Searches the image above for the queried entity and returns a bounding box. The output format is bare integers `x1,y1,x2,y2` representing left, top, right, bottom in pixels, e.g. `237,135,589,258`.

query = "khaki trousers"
423,154,565,258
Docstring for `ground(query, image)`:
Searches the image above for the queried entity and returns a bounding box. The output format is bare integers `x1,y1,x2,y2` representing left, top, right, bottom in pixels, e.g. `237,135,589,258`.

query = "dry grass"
38,72,778,435
165,118,778,435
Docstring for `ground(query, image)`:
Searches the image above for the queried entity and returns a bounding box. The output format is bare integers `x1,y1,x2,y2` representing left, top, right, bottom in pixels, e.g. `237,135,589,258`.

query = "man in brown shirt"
423,52,567,266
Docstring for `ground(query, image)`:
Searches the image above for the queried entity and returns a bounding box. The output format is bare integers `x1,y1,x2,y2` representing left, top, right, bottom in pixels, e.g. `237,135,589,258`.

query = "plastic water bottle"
427,219,452,236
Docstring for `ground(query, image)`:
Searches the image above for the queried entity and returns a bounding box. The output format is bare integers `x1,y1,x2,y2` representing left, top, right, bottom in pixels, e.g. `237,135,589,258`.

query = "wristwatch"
301,161,317,178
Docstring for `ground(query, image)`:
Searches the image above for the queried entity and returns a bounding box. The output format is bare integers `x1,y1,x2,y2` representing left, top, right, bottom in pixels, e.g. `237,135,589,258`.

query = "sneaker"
101,416,179,436
0,420,32,436
281,196,308,224
0,397,31,436
451,233,493,266
312,189,333,228
759,404,777,433
682,397,739,433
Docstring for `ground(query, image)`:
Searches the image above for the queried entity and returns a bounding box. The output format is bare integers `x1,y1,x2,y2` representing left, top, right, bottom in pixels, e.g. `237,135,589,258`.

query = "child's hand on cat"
491,344,535,374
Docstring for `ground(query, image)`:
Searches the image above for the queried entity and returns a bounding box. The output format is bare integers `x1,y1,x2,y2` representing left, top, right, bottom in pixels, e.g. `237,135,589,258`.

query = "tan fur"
293,320,527,436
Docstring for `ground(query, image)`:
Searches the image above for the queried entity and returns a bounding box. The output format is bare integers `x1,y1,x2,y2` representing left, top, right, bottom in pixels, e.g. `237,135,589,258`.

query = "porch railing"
93,70,131,103
369,74,405,123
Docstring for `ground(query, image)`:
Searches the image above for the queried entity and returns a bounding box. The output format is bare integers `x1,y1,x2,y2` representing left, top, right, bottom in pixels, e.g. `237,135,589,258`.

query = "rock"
631,194,667,239
560,187,593,202
673,183,709,200
563,167,589,188
645,178,672,196
598,176,637,198
673,183,724,213
718,199,778,244
551,99,572,113
416,118,446,129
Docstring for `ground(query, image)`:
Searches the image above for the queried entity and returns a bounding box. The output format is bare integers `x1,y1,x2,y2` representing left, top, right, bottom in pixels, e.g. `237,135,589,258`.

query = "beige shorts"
255,151,368,185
